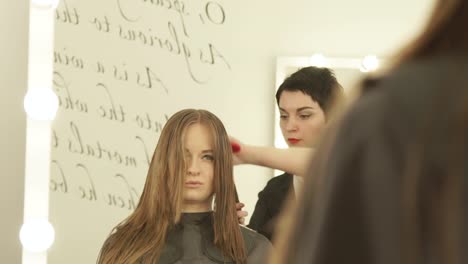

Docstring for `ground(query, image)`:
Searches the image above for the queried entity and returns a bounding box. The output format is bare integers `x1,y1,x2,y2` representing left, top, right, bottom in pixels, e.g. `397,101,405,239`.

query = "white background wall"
1,0,435,263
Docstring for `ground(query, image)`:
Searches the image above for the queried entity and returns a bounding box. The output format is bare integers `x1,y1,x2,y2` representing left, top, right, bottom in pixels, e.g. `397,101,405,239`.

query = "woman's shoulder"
363,55,468,102
353,55,468,125
240,226,272,263
240,225,272,250
333,54,468,157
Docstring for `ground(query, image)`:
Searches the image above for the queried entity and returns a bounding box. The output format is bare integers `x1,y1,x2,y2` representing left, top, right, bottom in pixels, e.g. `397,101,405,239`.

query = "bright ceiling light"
309,54,327,68
23,88,59,121
360,55,379,72
20,219,55,253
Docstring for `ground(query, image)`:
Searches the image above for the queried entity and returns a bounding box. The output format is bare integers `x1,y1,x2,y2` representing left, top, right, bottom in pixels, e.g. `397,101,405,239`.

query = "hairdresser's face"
279,90,326,148
183,123,215,212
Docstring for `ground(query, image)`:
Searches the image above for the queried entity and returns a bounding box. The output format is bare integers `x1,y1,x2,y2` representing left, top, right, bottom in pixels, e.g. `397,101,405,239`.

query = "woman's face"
279,90,326,148
182,123,215,212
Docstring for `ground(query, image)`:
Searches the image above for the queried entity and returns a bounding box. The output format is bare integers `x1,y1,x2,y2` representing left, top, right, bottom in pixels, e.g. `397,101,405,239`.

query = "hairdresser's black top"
155,212,271,264
248,172,294,241
287,55,468,264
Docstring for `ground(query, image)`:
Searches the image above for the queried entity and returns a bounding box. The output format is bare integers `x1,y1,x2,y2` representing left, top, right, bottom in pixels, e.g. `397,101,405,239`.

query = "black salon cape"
152,212,272,264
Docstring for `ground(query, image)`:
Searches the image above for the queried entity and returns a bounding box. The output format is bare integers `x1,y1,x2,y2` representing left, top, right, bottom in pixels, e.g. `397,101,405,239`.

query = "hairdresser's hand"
229,136,247,165
236,202,248,225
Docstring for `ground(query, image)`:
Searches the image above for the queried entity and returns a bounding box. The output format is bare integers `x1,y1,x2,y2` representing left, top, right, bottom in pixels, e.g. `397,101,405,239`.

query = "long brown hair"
370,1,468,263
97,109,247,264
400,67,468,264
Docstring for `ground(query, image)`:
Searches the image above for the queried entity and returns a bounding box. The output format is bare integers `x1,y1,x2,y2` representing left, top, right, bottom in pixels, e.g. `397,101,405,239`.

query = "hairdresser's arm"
231,138,313,177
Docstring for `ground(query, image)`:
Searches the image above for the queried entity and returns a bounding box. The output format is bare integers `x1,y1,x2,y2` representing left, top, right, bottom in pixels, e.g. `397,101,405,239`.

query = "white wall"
0,0,29,263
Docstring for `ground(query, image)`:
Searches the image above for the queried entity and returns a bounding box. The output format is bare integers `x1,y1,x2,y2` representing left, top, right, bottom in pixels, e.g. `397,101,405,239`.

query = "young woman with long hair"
97,109,271,264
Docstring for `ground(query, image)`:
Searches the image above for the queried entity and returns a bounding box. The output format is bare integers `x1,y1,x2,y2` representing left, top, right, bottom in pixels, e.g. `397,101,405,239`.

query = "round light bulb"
31,0,60,9
20,219,55,253
23,88,59,121
360,55,379,72
309,54,327,67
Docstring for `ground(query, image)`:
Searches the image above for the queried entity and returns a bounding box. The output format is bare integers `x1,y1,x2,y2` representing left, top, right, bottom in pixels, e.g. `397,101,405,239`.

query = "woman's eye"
299,114,311,119
202,154,214,161
280,115,288,120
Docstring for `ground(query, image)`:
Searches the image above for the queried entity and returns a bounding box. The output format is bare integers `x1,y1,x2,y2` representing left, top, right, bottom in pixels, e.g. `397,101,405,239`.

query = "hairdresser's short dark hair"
276,66,344,118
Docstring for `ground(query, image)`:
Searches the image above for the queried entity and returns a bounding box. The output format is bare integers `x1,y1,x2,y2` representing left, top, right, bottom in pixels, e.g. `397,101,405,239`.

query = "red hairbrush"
231,143,241,153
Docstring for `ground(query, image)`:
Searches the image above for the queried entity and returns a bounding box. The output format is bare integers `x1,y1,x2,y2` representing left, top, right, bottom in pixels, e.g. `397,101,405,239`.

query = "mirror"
16,0,431,263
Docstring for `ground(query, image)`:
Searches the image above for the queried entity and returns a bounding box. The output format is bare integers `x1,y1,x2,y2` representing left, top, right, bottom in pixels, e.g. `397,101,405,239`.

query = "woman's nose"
187,158,200,176
286,118,298,132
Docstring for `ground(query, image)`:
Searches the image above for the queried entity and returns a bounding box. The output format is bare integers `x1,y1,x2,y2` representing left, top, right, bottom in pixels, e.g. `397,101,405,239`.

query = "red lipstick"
287,138,301,144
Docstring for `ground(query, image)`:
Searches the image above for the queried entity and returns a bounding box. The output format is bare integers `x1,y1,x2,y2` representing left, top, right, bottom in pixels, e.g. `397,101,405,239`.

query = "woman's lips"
185,181,203,187
288,138,301,144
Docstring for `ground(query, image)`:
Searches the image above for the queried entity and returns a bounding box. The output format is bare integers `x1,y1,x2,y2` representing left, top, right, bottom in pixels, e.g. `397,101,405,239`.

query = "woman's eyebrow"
296,106,315,111
279,106,315,112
